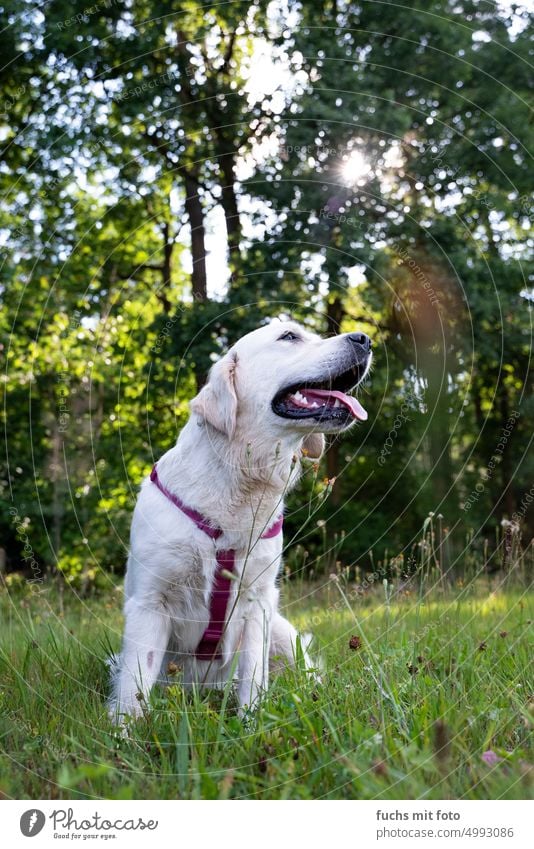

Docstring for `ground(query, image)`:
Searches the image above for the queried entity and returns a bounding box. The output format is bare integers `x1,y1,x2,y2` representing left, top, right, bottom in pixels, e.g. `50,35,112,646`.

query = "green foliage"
0,0,532,584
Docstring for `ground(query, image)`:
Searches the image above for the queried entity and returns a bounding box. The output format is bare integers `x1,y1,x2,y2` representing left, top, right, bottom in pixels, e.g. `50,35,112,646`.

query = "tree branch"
220,27,238,74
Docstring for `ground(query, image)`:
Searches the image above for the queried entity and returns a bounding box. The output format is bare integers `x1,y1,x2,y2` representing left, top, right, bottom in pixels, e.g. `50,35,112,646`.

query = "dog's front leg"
110,598,171,723
270,611,321,683
270,612,315,670
237,600,272,713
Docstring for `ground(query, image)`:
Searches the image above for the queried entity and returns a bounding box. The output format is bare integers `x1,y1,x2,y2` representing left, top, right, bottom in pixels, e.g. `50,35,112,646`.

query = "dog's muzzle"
271,333,372,424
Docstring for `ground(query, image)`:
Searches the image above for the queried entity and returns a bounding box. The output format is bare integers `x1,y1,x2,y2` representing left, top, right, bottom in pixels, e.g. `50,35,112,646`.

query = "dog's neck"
155,415,304,531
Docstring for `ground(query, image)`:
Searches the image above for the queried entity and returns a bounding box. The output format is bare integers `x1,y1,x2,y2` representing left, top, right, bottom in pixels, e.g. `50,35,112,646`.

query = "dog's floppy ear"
301,433,325,460
190,353,238,437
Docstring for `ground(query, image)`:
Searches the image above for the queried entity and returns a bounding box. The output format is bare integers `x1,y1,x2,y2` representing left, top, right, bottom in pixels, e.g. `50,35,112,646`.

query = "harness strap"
150,464,283,660
150,465,222,540
195,549,235,660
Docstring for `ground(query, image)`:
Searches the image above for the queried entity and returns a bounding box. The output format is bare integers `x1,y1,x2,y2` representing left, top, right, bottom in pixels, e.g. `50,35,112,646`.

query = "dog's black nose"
348,332,372,352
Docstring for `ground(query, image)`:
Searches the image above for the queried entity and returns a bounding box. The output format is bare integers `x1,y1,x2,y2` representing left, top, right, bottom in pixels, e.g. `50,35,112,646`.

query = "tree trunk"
424,350,454,512
498,387,515,518
473,374,484,432
325,290,345,504
218,150,242,286
184,173,207,302
326,439,341,505
326,290,344,335
160,221,173,314
50,417,63,568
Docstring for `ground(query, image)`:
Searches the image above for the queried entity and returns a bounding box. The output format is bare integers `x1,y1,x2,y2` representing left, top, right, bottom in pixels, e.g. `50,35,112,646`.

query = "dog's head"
190,320,372,457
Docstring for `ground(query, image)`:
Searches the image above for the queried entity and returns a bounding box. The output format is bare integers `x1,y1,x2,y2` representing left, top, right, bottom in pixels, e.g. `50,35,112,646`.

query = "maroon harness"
150,464,283,660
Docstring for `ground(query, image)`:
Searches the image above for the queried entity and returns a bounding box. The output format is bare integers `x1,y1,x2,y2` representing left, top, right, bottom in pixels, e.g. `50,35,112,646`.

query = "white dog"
110,319,372,722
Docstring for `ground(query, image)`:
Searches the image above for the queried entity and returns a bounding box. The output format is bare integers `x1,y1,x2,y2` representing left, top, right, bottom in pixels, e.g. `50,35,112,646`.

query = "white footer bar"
3,799,532,848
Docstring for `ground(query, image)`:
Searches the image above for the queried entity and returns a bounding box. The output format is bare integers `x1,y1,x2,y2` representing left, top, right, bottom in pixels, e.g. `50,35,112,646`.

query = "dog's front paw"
237,703,260,730
108,695,145,728
237,688,265,726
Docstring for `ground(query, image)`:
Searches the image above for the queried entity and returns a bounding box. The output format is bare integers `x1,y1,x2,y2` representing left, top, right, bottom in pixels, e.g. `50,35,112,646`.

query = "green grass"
0,574,532,800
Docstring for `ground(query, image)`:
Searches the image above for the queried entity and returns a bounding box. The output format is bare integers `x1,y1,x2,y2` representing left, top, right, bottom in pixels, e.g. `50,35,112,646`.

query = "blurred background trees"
1,0,532,587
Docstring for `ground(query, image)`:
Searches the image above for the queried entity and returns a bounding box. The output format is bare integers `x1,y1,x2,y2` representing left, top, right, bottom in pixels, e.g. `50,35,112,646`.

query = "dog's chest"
162,535,282,610
219,534,282,587
161,535,282,658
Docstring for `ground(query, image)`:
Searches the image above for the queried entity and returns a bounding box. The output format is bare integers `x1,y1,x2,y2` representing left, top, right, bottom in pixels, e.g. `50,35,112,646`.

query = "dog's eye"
278,331,300,342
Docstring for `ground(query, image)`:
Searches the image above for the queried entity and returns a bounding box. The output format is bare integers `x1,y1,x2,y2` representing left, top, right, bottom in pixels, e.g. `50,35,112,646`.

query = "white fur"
109,320,371,722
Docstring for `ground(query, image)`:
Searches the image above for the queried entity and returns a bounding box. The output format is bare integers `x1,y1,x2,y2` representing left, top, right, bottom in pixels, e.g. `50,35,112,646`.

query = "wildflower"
349,635,362,651
219,770,235,796
167,661,179,675
481,750,502,766
478,641,487,652
407,663,419,675
373,759,388,777
433,719,451,763
499,631,508,639
519,760,533,782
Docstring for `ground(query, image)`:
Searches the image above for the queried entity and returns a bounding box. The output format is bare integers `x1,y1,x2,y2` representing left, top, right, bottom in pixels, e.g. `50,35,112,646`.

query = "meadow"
0,565,531,800
1,0,532,809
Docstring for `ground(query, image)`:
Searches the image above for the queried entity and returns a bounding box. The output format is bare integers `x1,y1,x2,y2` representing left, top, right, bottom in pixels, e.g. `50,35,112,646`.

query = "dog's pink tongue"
305,389,368,421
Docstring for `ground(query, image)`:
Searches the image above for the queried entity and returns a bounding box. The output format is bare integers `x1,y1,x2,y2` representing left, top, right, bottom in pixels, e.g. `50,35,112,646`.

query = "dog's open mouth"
272,364,368,423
